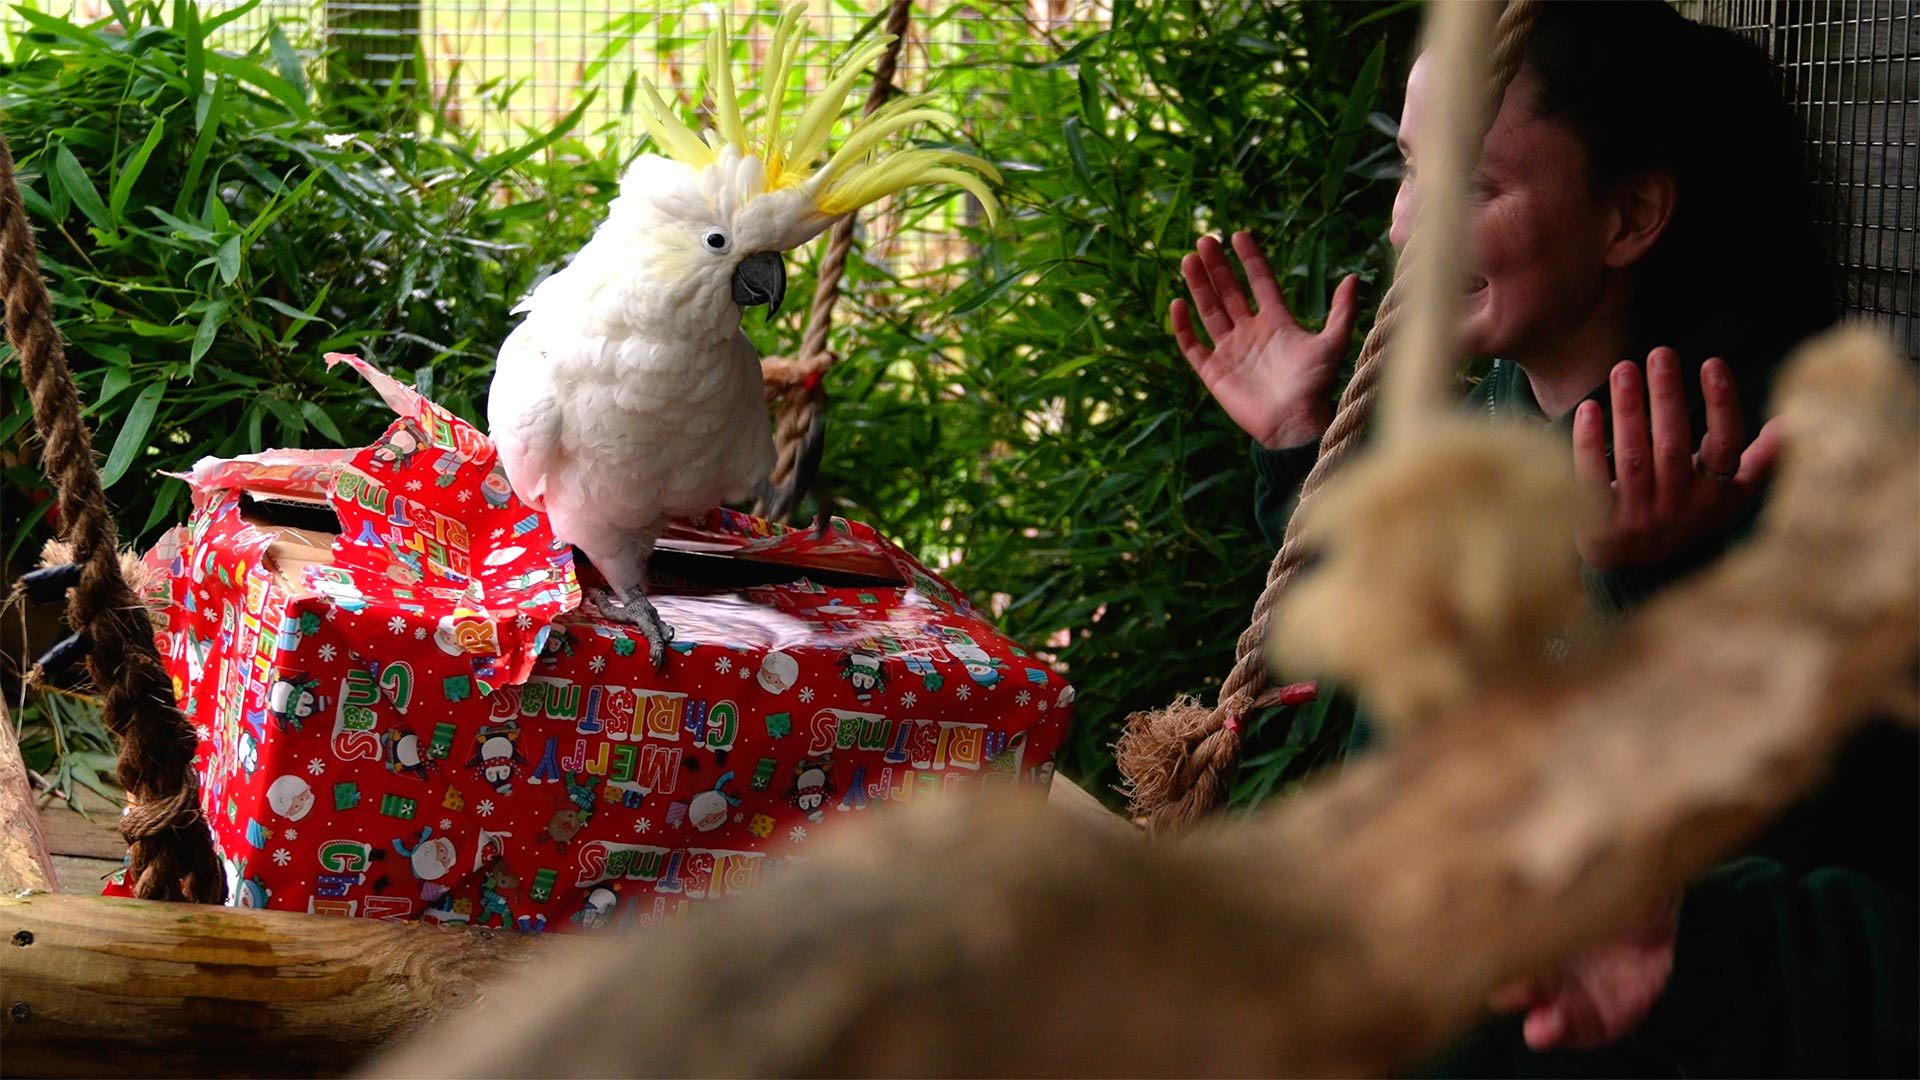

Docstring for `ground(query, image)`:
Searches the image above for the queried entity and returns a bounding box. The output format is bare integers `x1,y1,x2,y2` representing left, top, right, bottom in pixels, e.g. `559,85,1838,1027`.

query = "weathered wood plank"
35,800,128,861
48,854,120,895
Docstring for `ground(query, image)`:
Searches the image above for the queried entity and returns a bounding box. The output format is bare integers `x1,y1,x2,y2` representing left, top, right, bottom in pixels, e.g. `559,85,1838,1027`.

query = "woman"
1180,3,1831,592
1170,4,1914,1075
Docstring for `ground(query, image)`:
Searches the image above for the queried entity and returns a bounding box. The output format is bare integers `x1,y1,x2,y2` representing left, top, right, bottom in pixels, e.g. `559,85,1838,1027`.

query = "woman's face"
1391,57,1626,364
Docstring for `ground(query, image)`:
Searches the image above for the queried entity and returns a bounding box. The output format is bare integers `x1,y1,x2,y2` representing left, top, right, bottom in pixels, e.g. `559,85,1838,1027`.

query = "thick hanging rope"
1116,0,1542,833
1377,3,1501,440
0,133,225,901
757,0,914,521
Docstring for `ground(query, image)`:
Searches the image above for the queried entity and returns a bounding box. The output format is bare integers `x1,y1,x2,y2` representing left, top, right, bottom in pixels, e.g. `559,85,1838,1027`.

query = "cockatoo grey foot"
587,586,674,673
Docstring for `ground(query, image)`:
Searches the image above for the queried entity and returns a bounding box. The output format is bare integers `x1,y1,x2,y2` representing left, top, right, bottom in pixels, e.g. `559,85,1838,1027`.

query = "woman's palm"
1174,232,1359,449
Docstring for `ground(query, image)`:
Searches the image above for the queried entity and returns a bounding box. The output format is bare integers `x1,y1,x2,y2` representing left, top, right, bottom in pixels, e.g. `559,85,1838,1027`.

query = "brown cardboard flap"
237,492,337,590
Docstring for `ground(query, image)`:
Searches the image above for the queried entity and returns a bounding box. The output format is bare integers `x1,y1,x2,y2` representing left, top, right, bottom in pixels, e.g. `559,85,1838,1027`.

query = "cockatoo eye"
699,226,734,255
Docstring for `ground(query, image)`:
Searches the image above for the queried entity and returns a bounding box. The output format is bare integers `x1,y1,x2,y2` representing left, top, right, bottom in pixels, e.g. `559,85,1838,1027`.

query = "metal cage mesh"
155,0,1096,279
1689,0,1919,353
169,2,1065,148
296,0,1906,351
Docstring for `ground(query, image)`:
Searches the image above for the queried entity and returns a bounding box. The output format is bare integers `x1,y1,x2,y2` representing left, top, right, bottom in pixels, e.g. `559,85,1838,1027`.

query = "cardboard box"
122,356,1073,932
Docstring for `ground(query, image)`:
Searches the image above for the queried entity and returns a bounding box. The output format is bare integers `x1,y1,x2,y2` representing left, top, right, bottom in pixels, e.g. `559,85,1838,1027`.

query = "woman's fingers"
1180,251,1234,342
1170,299,1210,371
1196,235,1253,322
1572,399,1613,503
1645,348,1693,509
1609,361,1653,514
1734,416,1783,490
1522,999,1573,1052
1323,273,1361,345
1579,350,1778,573
1694,357,1748,482
1231,231,1289,316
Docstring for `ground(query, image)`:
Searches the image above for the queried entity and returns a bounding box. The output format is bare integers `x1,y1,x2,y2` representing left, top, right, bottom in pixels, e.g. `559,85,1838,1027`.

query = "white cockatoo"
489,6,999,669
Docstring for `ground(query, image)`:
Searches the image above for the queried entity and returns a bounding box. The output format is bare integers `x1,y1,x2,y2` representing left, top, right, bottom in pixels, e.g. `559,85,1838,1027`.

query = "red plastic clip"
1277,680,1319,706
802,370,824,393
1222,713,1242,734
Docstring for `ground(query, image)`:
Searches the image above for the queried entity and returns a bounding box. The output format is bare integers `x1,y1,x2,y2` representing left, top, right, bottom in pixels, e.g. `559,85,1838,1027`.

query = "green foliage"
3,0,1414,811
0,0,619,562
12,688,121,814
786,1,1417,806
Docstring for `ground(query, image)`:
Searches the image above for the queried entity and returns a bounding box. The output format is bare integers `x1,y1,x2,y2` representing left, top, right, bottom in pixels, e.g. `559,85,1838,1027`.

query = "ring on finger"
1694,457,1737,483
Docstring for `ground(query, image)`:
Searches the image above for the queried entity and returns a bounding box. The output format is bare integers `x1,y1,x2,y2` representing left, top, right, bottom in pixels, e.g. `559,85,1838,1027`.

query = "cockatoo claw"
588,586,675,674
628,614,672,674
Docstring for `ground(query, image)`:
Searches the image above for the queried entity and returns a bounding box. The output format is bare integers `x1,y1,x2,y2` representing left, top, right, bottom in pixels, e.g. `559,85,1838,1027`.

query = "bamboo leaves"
1,0,608,569
100,382,165,488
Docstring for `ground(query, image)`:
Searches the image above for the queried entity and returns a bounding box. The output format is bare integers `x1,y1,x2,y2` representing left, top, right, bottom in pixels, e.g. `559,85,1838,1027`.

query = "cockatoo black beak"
731,251,786,321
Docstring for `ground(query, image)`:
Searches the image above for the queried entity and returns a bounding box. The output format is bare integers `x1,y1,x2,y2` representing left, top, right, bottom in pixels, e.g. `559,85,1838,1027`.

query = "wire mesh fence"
17,1,1107,282
150,2,1100,148
1689,0,1919,352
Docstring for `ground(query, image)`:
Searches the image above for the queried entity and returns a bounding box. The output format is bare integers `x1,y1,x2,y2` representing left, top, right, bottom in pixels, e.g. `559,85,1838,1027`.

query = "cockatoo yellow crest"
634,4,1000,229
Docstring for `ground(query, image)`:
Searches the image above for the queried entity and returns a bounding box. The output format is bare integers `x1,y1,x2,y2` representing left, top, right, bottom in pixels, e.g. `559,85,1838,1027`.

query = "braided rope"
758,0,914,519
0,133,225,901
1117,0,1541,833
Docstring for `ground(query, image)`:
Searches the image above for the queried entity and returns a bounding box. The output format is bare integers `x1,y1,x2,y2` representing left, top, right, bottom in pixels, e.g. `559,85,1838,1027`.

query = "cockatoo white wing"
488,320,568,511
490,320,769,540
713,328,777,505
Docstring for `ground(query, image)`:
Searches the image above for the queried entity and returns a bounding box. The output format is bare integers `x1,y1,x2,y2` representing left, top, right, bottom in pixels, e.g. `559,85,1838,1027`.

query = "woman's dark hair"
1518,1,1835,380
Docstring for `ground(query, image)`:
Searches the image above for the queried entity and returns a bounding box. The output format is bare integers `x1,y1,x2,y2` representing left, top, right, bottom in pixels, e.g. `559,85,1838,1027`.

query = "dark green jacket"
1249,358,1919,1077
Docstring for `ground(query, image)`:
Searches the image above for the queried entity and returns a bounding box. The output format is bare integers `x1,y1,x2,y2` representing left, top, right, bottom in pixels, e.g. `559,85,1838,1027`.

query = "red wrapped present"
117,355,1073,932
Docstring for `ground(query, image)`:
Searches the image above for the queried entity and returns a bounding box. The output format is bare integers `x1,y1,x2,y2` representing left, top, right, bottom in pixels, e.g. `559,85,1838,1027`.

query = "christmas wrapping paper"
119,355,1073,932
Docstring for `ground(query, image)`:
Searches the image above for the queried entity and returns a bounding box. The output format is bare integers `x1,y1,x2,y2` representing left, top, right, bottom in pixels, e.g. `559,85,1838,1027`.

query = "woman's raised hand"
1173,232,1361,450
1574,348,1781,572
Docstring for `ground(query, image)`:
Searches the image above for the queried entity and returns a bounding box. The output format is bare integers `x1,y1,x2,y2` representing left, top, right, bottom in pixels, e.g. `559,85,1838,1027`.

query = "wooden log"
0,891,547,1078
0,697,58,894
0,785,1113,1079
1045,772,1139,839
